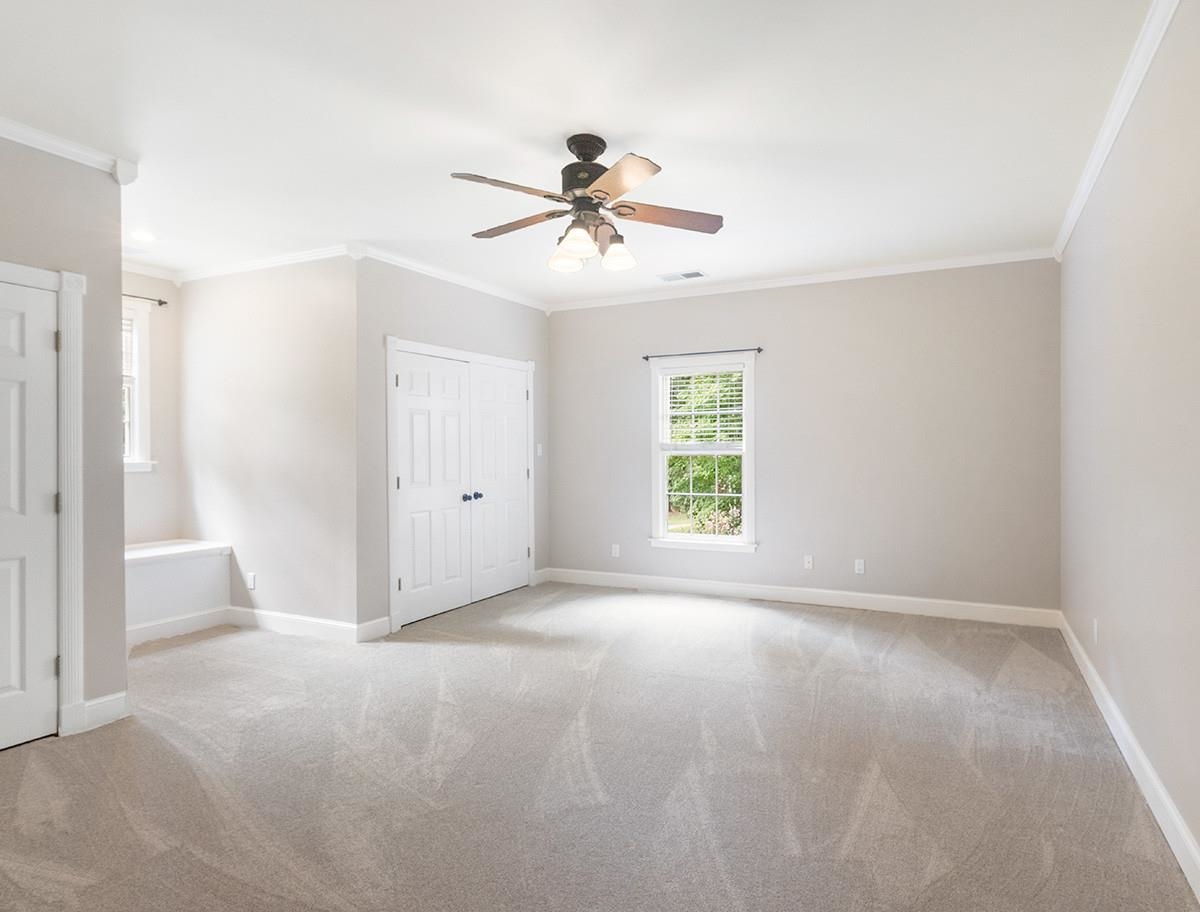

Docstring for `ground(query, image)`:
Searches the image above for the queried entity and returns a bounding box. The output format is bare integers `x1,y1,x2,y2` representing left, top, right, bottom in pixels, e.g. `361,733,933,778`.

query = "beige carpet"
1,583,1195,911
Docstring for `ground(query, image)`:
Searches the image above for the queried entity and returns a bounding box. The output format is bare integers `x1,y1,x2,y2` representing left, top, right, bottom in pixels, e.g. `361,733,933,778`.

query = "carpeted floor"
0,583,1196,911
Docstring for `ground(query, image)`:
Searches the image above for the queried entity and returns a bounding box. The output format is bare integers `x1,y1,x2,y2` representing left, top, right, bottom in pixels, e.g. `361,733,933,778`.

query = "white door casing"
469,362,530,602
387,338,534,631
0,281,58,750
389,351,472,626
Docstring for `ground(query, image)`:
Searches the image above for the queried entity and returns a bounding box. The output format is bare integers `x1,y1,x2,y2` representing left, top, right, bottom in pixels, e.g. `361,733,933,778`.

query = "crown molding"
122,260,183,286
356,244,543,310
0,116,137,185
545,248,1057,314
1054,0,1181,258
177,245,350,283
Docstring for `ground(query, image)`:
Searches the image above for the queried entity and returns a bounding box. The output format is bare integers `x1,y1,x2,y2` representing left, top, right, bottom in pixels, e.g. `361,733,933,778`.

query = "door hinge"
398,577,403,592
54,655,61,677
526,468,530,479
526,389,529,401
54,330,62,352
527,546,531,558
54,492,61,514
396,475,400,490
395,373,400,387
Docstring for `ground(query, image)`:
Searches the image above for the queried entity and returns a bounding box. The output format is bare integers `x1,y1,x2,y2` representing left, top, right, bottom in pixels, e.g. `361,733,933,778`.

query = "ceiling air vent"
658,270,707,282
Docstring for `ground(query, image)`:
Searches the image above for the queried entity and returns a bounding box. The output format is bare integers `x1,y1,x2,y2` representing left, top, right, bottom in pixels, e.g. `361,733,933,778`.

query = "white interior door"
391,352,472,626
0,281,58,749
469,362,529,601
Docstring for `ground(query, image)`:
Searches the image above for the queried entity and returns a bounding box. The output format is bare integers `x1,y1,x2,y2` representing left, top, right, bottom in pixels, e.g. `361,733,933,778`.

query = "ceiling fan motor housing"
561,160,607,197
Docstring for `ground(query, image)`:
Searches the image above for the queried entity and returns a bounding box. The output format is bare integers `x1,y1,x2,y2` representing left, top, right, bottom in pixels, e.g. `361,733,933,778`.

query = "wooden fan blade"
586,154,661,203
472,209,570,239
609,201,724,234
452,173,568,203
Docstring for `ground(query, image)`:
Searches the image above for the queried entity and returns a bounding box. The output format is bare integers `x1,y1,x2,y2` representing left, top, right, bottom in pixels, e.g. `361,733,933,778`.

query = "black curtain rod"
642,346,762,361
123,293,168,307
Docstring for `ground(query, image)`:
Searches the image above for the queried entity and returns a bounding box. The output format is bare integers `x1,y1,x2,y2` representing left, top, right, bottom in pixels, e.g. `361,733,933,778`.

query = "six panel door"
0,281,58,750
392,352,473,626
469,362,530,602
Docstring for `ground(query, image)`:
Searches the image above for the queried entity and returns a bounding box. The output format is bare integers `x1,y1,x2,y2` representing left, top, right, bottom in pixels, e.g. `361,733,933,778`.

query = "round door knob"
472,491,483,500
461,493,471,502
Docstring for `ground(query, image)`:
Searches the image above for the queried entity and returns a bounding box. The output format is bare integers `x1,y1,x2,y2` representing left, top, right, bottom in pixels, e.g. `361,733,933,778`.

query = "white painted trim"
124,539,232,566
57,273,87,730
1060,619,1200,900
178,245,349,283
226,606,383,644
126,608,233,647
357,616,392,642
121,296,153,467
386,336,535,373
358,245,543,310
649,538,758,553
0,261,61,291
547,249,1057,313
531,568,550,586
122,261,182,286
58,692,131,736
543,567,1061,628
0,116,137,184
1053,0,1181,257
123,460,155,473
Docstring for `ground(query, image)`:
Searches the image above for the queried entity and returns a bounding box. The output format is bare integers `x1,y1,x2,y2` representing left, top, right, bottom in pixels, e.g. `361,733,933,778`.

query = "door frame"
0,260,87,734
385,337,535,632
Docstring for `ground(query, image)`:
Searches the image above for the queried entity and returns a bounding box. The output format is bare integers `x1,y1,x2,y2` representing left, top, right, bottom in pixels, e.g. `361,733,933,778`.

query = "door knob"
472,491,483,500
461,493,471,502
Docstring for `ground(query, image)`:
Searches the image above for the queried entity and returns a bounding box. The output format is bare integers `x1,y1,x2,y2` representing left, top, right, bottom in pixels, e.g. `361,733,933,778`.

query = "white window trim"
122,297,154,472
648,352,757,553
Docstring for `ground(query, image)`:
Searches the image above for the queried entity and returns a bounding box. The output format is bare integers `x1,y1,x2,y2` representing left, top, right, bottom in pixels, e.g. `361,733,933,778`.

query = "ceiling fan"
451,133,723,273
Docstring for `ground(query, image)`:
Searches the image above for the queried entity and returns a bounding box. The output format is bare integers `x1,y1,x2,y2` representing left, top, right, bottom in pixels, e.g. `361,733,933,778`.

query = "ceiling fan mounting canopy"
450,133,724,267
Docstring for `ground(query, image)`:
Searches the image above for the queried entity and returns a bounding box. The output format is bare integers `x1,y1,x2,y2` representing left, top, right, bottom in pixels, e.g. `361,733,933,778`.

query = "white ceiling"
1,0,1149,308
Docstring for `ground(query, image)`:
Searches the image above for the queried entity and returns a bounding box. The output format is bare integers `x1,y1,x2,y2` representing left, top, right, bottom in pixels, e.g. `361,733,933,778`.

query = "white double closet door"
390,349,530,628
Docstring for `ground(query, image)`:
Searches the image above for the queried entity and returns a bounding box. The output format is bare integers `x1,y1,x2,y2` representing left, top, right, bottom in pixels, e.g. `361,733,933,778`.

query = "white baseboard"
531,568,550,586
226,606,384,644
1060,619,1200,900
356,615,392,642
59,691,131,736
126,607,234,647
543,567,1060,628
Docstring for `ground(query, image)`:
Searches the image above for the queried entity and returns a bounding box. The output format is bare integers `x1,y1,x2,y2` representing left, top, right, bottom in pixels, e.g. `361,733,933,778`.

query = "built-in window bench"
125,540,232,647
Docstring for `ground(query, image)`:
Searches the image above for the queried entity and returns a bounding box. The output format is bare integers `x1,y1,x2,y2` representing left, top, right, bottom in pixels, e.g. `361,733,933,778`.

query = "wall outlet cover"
804,554,814,570
247,571,257,590
611,544,620,558
854,559,865,575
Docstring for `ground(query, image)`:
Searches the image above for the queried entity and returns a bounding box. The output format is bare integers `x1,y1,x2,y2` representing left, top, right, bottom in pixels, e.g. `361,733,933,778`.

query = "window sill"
649,537,757,554
124,460,156,474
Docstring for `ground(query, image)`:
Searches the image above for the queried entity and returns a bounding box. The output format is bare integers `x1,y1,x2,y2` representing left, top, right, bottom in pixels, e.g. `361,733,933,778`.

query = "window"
650,352,756,552
121,297,153,472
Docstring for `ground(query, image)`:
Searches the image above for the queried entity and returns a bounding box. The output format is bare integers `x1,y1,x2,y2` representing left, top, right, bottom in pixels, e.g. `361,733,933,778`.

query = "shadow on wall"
230,553,254,609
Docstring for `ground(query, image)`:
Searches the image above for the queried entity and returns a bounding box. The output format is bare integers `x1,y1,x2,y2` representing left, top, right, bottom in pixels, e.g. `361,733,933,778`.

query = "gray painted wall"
0,139,126,700
549,260,1061,609
1061,0,1200,853
122,272,183,544
354,258,550,624
179,258,359,623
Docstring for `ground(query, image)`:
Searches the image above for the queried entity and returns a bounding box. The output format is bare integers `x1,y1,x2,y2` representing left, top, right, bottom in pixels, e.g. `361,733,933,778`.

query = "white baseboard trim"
1060,619,1200,900
531,568,550,586
356,615,392,642
126,607,234,647
226,606,382,644
543,567,1060,628
59,691,131,736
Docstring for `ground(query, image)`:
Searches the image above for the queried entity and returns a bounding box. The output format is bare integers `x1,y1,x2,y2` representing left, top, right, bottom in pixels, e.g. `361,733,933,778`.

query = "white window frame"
649,351,757,553
121,297,154,472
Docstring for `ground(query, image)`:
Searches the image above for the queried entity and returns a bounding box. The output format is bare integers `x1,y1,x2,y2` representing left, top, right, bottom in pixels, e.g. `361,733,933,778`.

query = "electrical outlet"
1092,618,1099,645
804,554,814,570
247,571,257,590
611,544,620,558
536,443,543,457
854,559,865,575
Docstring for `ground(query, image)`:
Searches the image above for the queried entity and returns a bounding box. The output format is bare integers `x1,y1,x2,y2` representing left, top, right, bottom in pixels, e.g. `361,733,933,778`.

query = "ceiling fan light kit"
452,133,723,274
